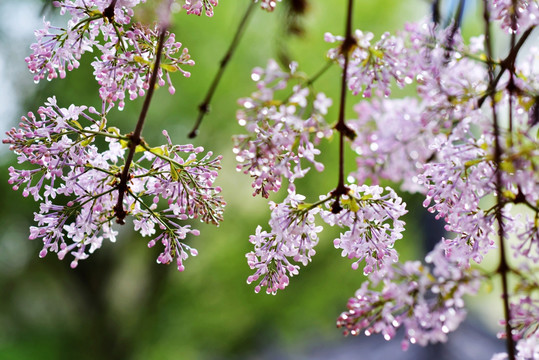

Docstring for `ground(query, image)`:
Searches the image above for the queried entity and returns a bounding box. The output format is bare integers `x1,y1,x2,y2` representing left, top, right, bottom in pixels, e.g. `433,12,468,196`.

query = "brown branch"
103,0,118,21
477,26,535,108
482,1,516,359
114,27,168,224
188,1,257,138
330,0,356,213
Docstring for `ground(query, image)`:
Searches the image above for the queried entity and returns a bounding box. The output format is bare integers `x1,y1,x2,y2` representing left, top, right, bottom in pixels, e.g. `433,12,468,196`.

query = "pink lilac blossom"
320,184,407,274
233,60,333,197
325,30,408,97
27,0,144,83
490,0,539,34
28,0,190,110
418,113,498,267
256,0,282,12
182,0,218,17
493,297,539,359
246,184,407,294
93,23,194,110
337,259,481,350
334,17,538,354
246,191,323,294
400,21,489,126
348,98,436,193
4,98,225,270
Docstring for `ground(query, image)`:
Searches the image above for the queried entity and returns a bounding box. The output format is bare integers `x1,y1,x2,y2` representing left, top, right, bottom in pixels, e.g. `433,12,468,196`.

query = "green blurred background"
0,1,503,359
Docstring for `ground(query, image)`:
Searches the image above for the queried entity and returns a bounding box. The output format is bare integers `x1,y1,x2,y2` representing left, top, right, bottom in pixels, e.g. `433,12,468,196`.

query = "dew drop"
442,325,449,334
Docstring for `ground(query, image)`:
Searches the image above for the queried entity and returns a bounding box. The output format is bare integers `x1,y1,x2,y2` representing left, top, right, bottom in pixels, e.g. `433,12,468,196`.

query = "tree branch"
330,0,356,213
114,26,168,224
188,1,257,138
482,1,516,358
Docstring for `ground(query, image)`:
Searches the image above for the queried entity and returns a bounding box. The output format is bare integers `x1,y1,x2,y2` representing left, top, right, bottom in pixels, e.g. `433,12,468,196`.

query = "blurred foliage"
0,1,484,359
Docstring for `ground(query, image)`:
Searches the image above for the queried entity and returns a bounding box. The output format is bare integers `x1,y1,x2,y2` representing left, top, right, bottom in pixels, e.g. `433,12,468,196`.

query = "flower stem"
114,26,168,224
188,0,257,138
482,1,515,358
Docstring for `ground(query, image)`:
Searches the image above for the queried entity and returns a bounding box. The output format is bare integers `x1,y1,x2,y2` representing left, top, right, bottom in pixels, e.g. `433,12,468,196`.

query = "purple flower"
4,99,225,270
234,60,333,197
246,191,323,294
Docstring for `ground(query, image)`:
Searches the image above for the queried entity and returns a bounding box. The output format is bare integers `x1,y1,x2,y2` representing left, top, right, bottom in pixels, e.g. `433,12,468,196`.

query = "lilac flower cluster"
183,0,219,17
336,259,481,350
27,0,143,83
93,23,194,110
28,0,196,110
419,115,498,267
246,184,407,294
320,185,407,274
490,0,539,34
4,97,225,270
246,191,322,294
325,30,408,98
256,0,282,12
334,16,539,355
347,98,434,193
233,60,333,197
235,5,539,357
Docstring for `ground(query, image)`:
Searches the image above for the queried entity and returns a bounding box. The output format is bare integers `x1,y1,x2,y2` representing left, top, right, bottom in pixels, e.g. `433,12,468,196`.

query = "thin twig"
477,26,535,107
482,1,516,358
330,0,356,213
188,1,257,138
114,26,168,224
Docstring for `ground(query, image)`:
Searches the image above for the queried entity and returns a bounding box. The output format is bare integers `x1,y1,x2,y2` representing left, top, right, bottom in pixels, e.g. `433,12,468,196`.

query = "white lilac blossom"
233,60,333,197
4,98,225,270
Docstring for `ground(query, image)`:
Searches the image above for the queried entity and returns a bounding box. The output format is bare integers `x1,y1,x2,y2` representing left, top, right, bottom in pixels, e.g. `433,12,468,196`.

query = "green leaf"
150,146,164,156
170,162,179,181
81,136,94,147
161,63,178,72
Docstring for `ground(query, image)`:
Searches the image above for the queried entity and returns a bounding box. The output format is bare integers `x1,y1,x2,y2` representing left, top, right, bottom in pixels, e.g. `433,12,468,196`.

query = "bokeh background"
0,1,507,359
